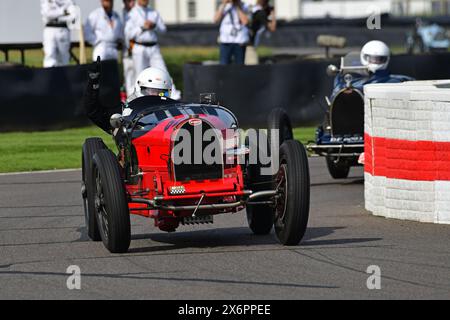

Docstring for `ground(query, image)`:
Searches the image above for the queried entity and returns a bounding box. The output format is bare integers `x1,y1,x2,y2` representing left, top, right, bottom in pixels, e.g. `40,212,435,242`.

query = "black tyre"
82,138,106,241
267,108,294,149
245,131,274,235
326,156,350,179
92,149,131,253
274,140,310,246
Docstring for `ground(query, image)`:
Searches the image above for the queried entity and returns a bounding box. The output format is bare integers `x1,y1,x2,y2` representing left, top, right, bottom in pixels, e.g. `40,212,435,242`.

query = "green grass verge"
0,126,315,173
294,127,316,145
0,127,114,173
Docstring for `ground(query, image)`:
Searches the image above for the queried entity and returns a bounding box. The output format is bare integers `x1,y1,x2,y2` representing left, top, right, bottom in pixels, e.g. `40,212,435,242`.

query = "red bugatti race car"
81,95,310,253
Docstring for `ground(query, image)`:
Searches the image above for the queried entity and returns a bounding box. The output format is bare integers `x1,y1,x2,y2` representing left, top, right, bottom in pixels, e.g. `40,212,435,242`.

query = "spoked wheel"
94,169,110,244
92,149,131,253
275,164,288,224
82,138,106,241
274,140,310,246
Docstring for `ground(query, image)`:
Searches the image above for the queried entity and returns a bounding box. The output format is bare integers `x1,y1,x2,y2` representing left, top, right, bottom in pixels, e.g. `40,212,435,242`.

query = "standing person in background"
122,0,136,96
246,0,276,65
84,0,124,61
214,0,250,65
125,0,181,100
40,0,75,67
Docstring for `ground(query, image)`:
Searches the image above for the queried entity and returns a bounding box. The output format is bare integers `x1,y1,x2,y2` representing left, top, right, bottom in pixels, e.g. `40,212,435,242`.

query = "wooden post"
78,6,87,64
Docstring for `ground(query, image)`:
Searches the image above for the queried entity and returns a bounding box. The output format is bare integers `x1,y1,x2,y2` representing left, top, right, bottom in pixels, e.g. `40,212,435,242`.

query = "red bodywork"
123,112,246,232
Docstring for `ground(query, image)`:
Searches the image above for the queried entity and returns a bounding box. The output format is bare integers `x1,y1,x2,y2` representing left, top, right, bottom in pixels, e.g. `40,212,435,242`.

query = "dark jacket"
83,74,122,133
331,69,414,100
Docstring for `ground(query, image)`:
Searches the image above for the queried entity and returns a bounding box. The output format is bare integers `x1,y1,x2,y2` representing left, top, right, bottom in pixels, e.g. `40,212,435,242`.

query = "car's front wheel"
92,149,131,253
82,138,106,241
274,140,310,246
326,156,351,179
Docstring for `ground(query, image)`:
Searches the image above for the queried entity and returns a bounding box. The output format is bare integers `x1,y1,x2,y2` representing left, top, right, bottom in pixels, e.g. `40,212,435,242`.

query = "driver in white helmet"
360,40,391,75
127,66,172,101
332,40,413,98
83,58,175,133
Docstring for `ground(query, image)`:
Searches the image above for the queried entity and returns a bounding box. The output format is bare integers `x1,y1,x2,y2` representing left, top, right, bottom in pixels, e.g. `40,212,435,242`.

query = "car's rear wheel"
245,131,274,235
274,140,310,246
82,138,106,241
267,108,294,149
246,159,275,235
326,156,351,179
92,149,131,253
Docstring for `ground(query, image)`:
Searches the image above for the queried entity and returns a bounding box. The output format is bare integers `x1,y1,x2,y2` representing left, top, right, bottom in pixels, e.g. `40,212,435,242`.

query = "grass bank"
0,126,315,173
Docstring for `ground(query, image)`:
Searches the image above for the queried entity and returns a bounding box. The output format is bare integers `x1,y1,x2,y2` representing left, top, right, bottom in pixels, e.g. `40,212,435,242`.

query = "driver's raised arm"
82,59,121,133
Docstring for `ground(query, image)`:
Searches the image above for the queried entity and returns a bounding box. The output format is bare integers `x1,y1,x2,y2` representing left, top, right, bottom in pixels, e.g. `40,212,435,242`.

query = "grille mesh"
172,120,223,181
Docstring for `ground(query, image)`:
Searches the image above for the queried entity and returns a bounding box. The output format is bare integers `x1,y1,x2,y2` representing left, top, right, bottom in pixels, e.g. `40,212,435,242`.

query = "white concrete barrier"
364,80,450,224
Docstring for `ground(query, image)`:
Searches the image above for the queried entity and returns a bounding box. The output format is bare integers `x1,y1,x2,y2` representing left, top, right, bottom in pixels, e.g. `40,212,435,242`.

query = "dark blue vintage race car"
307,52,414,179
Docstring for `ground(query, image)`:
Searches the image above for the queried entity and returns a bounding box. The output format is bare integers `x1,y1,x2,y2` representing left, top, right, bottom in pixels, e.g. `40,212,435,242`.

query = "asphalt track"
0,158,449,300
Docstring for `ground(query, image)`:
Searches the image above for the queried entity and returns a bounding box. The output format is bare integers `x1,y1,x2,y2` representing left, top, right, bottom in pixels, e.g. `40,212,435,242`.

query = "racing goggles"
363,54,388,64
140,87,171,98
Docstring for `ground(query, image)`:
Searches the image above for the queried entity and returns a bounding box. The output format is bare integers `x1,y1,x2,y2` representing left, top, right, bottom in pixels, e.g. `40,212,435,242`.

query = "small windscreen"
342,52,364,67
125,98,238,132
363,54,388,64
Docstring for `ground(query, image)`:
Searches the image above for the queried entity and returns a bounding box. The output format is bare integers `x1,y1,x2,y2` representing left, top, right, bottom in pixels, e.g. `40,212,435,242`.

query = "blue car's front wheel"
326,156,351,179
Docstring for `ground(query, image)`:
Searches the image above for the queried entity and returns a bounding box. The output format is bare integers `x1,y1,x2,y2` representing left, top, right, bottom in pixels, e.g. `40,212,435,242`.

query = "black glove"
88,56,101,90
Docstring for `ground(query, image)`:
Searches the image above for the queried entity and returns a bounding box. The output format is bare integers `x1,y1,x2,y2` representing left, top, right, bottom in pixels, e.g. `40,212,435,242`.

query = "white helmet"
133,67,173,99
360,40,391,73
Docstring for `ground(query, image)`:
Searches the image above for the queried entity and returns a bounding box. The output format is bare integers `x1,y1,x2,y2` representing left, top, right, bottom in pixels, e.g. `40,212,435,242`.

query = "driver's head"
133,67,172,99
360,40,390,73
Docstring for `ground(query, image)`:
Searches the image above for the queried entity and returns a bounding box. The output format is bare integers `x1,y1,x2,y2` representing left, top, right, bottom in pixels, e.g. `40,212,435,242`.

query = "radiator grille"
172,119,223,181
331,89,364,136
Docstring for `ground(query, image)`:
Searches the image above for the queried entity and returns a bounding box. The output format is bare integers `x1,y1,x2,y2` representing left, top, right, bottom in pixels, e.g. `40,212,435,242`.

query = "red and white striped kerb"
364,81,450,224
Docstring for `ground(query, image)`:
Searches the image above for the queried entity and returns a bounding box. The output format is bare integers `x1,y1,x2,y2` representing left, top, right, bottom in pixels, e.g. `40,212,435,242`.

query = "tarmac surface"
0,158,449,299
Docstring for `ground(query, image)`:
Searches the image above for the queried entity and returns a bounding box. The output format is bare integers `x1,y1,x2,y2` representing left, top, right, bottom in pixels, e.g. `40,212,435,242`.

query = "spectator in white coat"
40,0,75,67
122,0,136,96
84,0,124,61
125,0,181,100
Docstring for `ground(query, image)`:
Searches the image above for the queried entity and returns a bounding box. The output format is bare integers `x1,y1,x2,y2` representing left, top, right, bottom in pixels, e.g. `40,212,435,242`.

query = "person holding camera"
214,0,250,65
246,0,276,65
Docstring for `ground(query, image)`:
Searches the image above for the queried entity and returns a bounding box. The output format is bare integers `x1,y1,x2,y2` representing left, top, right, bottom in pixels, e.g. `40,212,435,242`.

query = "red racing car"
81,96,310,253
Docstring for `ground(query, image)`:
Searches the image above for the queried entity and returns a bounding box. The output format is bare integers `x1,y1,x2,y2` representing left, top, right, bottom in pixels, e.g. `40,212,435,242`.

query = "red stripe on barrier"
364,133,450,181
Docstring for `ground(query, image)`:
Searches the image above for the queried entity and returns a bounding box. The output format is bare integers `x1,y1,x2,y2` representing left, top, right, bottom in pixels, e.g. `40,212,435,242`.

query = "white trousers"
132,44,168,75
43,27,71,68
123,55,136,96
92,43,119,62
